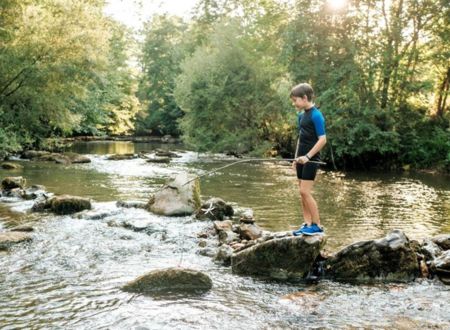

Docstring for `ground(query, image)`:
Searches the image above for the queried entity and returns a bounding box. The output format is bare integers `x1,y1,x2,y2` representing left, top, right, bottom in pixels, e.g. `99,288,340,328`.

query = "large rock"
231,235,326,280
431,234,450,250
0,231,32,250
430,250,450,285
42,195,92,215
147,173,201,216
195,198,234,220
1,176,26,190
122,268,212,294
324,230,419,283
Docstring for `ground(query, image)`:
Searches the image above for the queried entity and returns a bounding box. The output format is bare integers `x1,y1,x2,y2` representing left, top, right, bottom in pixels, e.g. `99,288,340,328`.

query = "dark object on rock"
107,153,137,160
36,195,91,215
1,176,26,190
1,162,23,170
122,268,212,294
324,230,419,283
239,223,263,241
431,234,450,251
429,250,450,285
196,198,234,220
0,231,32,250
231,235,326,280
116,200,147,209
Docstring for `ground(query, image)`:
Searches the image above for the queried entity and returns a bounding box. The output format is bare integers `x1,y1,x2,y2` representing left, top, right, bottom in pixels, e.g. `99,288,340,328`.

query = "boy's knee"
299,188,310,198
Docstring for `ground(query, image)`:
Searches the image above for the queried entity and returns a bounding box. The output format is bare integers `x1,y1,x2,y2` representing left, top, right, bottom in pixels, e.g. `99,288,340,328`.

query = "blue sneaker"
300,223,324,236
292,223,307,236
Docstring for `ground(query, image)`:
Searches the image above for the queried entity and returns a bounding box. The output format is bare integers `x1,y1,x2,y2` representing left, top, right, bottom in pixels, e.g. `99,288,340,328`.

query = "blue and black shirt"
296,106,326,160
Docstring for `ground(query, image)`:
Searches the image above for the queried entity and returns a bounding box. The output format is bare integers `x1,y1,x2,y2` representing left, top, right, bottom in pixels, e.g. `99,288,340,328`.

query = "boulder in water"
0,231,32,250
1,176,26,190
116,200,147,209
1,162,23,170
239,223,263,241
231,234,326,280
44,195,92,215
122,268,212,294
324,230,419,283
147,173,201,216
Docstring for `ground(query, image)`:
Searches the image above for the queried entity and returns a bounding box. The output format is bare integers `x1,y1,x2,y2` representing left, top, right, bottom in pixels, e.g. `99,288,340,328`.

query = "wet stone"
195,198,234,221
116,200,147,209
324,230,419,283
47,195,92,215
146,157,171,164
1,162,23,170
431,234,450,251
122,268,212,294
239,223,263,241
232,235,326,280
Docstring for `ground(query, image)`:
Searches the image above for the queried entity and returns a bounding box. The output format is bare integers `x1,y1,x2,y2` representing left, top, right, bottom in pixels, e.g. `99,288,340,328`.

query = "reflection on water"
1,141,449,329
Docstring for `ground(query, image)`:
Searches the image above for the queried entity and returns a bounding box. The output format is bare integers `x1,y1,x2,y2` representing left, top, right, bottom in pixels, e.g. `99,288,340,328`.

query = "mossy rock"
48,195,92,215
1,176,26,190
122,268,212,294
1,162,23,170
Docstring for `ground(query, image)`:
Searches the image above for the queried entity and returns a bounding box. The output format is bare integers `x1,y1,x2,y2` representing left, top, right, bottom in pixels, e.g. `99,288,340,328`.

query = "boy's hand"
296,156,309,164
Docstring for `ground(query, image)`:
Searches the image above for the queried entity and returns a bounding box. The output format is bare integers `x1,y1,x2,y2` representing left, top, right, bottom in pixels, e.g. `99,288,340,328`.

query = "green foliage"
136,15,188,136
0,0,140,154
175,19,280,154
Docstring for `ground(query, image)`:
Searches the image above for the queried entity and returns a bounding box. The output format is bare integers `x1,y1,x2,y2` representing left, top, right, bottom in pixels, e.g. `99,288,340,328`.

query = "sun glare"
327,0,347,11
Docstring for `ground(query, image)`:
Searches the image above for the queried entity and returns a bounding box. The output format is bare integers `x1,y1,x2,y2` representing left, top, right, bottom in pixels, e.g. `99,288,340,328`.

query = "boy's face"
291,95,308,110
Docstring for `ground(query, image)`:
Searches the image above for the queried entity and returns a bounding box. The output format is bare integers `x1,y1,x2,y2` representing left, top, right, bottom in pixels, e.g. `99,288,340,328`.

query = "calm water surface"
0,141,449,329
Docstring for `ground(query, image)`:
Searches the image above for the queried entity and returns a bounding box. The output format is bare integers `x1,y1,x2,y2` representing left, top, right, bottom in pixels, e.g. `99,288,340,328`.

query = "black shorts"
296,162,319,180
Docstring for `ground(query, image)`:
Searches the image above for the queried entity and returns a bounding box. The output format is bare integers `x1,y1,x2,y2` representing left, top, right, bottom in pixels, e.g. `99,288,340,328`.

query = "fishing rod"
153,157,327,194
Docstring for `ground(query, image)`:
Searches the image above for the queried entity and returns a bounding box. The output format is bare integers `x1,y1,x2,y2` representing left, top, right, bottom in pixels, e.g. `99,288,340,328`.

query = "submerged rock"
0,231,32,250
231,234,326,280
122,268,212,294
324,230,419,283
1,162,23,170
1,176,26,190
195,198,234,220
147,173,201,216
21,150,50,160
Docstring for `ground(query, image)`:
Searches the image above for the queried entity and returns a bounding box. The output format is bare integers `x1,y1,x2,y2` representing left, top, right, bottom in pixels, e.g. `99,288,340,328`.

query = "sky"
104,0,198,29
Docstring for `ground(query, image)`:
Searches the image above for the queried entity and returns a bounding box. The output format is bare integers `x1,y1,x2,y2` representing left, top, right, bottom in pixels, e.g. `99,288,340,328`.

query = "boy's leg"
299,179,320,226
298,180,312,225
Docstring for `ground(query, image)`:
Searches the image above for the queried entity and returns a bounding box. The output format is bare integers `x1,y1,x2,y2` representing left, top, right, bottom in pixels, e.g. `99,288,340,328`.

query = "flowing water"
1,141,449,329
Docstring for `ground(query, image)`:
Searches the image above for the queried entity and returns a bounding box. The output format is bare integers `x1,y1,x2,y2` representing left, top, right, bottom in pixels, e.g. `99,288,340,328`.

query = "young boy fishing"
290,83,327,236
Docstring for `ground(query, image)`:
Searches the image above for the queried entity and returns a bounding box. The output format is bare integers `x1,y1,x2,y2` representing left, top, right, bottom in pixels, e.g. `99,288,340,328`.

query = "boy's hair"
290,83,314,101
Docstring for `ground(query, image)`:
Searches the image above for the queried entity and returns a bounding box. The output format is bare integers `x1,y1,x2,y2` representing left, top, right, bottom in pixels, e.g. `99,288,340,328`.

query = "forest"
1,0,449,171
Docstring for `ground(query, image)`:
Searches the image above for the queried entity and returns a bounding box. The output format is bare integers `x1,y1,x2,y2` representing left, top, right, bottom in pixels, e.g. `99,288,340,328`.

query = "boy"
290,83,327,236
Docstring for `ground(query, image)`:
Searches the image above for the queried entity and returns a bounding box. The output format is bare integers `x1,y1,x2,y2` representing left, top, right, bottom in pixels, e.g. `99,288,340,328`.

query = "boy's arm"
296,135,327,164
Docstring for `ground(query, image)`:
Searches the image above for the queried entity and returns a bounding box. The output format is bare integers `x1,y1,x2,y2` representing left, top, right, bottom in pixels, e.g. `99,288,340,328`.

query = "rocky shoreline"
1,166,449,293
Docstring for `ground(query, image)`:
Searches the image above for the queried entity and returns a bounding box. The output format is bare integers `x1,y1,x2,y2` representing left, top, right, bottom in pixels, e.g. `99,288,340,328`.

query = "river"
0,141,449,329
